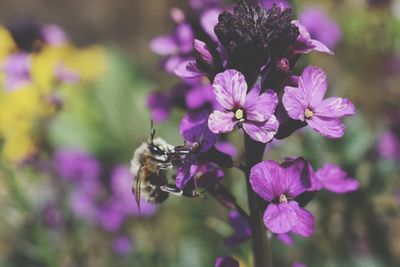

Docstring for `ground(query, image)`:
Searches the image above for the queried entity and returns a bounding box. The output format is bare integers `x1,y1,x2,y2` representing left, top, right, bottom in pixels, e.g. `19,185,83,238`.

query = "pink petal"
276,233,294,246
263,203,297,234
290,202,315,237
298,66,327,107
316,164,359,193
213,69,247,110
314,97,356,118
310,39,334,55
250,160,285,201
150,36,178,56
174,60,205,79
245,89,278,122
282,86,306,120
208,110,237,133
200,8,221,42
307,116,345,139
243,115,279,143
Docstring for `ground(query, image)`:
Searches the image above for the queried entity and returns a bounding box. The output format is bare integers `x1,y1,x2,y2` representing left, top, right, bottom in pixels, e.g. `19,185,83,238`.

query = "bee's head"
149,137,173,162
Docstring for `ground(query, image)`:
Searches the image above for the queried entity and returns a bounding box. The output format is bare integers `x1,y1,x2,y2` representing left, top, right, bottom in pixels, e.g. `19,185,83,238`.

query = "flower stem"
244,134,272,267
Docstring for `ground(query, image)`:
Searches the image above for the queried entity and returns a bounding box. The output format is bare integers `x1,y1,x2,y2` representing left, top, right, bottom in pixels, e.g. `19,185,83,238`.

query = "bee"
130,123,198,209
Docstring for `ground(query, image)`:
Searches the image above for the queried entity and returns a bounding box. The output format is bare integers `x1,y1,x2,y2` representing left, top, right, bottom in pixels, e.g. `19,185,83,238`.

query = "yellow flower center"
304,108,314,118
279,194,288,203
234,109,244,120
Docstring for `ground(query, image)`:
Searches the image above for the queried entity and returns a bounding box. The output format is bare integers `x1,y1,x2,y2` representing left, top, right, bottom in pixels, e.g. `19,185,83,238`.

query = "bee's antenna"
150,120,156,142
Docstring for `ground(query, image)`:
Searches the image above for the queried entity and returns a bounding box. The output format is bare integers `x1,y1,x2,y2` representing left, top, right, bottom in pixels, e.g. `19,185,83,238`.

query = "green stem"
244,135,272,267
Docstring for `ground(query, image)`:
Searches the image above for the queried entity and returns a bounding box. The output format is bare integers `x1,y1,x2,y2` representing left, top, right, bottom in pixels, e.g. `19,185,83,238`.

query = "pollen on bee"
304,108,314,118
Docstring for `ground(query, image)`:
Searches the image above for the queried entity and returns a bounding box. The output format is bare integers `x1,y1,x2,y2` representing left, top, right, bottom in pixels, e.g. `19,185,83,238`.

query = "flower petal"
208,110,237,133
282,86,306,121
314,97,356,118
316,164,359,193
263,203,297,234
307,116,345,138
289,201,315,237
250,160,285,201
310,39,334,55
282,157,316,197
243,115,279,143
245,88,278,122
150,35,178,56
174,60,205,79
176,161,199,189
213,69,247,110
298,66,327,107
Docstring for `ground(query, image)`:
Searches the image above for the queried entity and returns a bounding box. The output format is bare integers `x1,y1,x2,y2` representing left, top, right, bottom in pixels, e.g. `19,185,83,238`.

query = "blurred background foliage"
0,0,399,267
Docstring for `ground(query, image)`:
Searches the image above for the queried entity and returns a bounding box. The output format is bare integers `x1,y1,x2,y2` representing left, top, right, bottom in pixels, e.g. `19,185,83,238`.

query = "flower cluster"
0,21,107,163
148,0,357,265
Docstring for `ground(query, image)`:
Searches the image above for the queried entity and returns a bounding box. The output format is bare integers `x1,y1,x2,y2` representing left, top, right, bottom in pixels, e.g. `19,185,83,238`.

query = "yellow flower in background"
0,23,108,163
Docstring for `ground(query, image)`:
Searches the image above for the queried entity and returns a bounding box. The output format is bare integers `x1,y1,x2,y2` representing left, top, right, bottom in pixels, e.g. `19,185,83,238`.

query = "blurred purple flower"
96,200,126,231
276,233,294,246
42,24,68,46
283,66,355,138
299,7,341,50
190,0,222,10
2,53,31,91
214,256,239,267
113,235,133,255
55,64,80,84
54,149,101,182
215,141,237,157
224,210,251,246
147,91,172,123
292,262,307,267
185,83,218,110
43,202,62,227
69,189,98,220
201,8,222,41
292,20,333,55
150,22,194,73
208,69,279,143
250,158,315,236
377,131,400,161
313,164,359,193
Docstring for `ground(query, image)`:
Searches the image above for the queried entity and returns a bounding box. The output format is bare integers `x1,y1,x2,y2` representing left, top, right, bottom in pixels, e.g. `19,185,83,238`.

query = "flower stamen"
234,108,245,121
279,194,288,203
304,108,314,118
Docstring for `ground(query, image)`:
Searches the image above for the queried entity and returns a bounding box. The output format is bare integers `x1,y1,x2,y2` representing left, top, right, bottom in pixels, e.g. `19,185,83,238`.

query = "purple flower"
215,141,237,157
112,235,133,255
2,53,31,91
42,24,68,46
190,0,222,10
176,159,199,189
208,69,279,143
147,91,172,123
250,158,315,236
96,200,126,231
180,110,218,153
185,83,218,110
377,131,400,161
214,256,239,267
283,66,355,138
262,0,291,10
69,189,98,220
313,164,359,193
200,8,222,41
276,233,294,246
224,210,251,246
292,262,307,267
299,8,341,50
54,149,101,182
292,21,333,55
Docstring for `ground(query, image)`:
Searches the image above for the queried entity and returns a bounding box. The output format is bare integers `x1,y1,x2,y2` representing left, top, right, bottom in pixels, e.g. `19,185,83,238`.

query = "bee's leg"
160,184,202,198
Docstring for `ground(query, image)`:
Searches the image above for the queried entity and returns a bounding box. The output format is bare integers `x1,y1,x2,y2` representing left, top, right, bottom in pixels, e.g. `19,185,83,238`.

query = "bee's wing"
133,165,144,211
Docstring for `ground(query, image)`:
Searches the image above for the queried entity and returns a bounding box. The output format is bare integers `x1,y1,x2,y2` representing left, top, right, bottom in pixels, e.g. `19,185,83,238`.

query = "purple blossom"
250,158,315,236
185,83,218,110
112,235,133,255
215,141,237,157
299,8,341,50
69,189,98,220
224,210,251,246
96,200,126,231
176,159,199,189
313,164,359,193
292,20,333,55
54,149,101,182
147,91,172,123
200,8,222,41
208,69,279,143
2,53,31,91
292,262,307,267
190,0,222,10
377,131,400,161
283,66,355,139
42,24,68,46
180,110,218,153
276,233,294,246
214,256,239,267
